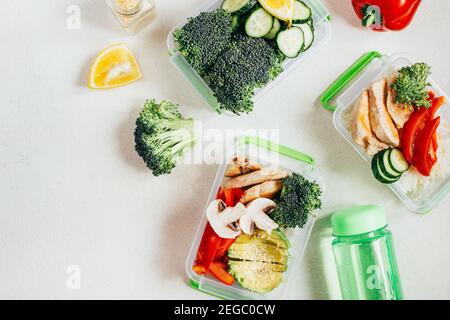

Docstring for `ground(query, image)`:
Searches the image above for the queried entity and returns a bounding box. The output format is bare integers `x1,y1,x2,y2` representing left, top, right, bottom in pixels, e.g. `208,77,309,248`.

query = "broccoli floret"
271,173,322,228
207,34,283,115
391,62,432,108
134,100,196,176
174,9,233,76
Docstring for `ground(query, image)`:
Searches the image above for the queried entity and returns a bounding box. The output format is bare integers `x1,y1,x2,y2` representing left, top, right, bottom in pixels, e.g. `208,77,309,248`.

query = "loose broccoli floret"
271,173,322,228
134,100,196,176
207,34,283,115
174,9,233,76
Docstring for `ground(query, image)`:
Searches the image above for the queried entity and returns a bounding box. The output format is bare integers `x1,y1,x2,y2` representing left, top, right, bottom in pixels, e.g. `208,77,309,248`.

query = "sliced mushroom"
239,198,279,235
222,168,288,189
224,155,262,177
206,200,246,239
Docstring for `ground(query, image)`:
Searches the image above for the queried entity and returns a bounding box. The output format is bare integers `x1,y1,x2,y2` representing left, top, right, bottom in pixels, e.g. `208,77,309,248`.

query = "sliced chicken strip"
222,168,288,189
386,82,413,129
351,90,389,156
239,180,283,204
224,155,262,177
369,79,400,146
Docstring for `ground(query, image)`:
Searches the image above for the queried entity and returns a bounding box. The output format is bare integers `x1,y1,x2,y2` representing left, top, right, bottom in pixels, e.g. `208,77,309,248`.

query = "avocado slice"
228,242,288,265
228,261,285,293
227,229,290,293
234,229,290,249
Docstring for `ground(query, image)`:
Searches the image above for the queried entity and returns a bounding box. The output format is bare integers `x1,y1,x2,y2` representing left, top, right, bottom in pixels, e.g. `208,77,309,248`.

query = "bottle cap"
331,205,387,237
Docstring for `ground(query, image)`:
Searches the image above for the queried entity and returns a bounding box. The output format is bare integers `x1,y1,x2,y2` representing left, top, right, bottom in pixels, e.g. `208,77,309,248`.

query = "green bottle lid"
331,205,388,237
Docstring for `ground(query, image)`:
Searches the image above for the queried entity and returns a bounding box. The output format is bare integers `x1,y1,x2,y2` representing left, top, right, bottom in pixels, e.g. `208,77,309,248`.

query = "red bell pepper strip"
201,235,221,271
429,96,446,118
351,0,422,31
192,264,206,275
413,117,441,176
217,187,244,207
214,238,236,259
401,107,429,164
208,262,234,286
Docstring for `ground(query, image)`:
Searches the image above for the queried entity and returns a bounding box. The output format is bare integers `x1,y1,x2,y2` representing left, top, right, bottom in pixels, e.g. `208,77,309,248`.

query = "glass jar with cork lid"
106,0,156,34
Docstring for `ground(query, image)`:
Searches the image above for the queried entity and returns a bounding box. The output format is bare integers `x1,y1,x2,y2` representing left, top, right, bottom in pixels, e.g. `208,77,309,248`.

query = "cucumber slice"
276,27,304,58
245,7,274,38
222,0,257,15
231,14,241,32
295,22,314,51
389,148,410,174
292,0,312,24
264,18,281,40
371,151,400,184
380,149,402,179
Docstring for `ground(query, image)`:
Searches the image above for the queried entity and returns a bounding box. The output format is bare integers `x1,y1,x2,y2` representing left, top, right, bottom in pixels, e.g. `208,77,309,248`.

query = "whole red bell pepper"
351,0,422,31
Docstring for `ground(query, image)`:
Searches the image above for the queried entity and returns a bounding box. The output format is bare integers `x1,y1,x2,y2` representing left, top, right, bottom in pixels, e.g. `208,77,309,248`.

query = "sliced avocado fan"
228,229,289,293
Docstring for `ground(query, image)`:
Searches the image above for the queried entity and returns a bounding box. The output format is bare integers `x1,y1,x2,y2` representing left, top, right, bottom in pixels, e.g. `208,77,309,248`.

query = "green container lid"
331,205,388,237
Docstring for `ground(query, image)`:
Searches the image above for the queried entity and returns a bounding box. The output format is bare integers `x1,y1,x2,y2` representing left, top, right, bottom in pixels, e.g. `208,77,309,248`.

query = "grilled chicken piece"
222,168,288,189
351,90,389,156
224,156,262,177
386,83,413,129
369,79,400,146
239,180,283,205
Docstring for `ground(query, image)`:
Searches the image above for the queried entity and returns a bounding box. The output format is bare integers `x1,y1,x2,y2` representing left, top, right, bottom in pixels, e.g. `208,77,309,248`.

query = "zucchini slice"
245,7,274,38
276,27,304,58
389,148,410,174
295,22,314,51
292,0,312,24
222,0,257,15
264,18,281,40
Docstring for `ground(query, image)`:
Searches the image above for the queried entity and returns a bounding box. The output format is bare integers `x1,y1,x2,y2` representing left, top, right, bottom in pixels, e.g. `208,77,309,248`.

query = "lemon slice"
88,43,143,89
258,0,294,22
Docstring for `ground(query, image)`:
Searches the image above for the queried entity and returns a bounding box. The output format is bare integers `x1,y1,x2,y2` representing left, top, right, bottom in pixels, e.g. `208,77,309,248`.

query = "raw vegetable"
174,9,233,76
217,187,245,207
371,151,400,184
413,117,441,176
228,229,288,293
263,18,281,40
276,27,304,58
209,262,235,285
351,0,422,32
292,0,312,24
134,100,196,176
401,93,445,174
206,200,246,239
245,7,274,38
295,22,314,51
239,198,279,235
208,34,283,115
222,0,257,15
371,148,409,184
271,173,322,228
391,63,431,108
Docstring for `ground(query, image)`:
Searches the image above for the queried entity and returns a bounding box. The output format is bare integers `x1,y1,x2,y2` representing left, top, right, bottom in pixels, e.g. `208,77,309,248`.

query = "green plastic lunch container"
331,205,403,300
167,0,332,114
185,136,324,299
321,52,450,213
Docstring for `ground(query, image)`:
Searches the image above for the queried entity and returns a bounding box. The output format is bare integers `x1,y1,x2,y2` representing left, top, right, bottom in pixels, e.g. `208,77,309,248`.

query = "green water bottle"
331,205,403,300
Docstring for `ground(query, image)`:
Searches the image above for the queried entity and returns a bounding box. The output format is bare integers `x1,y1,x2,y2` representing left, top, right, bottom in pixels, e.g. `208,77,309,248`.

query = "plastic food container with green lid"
320,51,450,214
185,136,324,299
167,0,332,114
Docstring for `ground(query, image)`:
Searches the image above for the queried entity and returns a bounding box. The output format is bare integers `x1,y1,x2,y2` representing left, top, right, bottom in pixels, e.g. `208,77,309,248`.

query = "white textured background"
0,0,449,299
